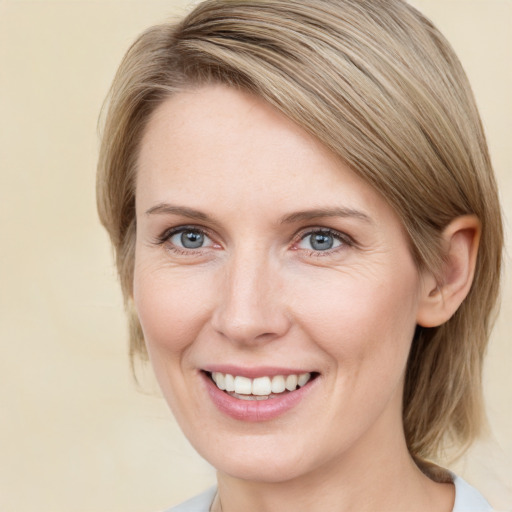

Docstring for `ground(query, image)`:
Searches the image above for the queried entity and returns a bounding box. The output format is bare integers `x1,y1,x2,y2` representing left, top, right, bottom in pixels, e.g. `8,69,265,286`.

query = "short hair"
97,0,503,468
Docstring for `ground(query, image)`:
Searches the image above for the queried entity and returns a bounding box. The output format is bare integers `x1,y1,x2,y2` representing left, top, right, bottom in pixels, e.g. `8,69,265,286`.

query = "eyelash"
154,225,216,256
293,227,354,257
154,225,355,256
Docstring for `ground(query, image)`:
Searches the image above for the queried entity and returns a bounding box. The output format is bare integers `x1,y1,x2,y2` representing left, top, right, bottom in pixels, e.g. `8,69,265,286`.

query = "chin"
218,457,308,483
191,433,324,484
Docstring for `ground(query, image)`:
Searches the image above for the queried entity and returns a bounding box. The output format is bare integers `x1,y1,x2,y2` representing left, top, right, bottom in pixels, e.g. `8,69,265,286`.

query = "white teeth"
225,373,235,392
285,374,298,391
271,375,286,393
234,376,252,395
213,372,226,390
298,373,311,387
252,376,272,395
210,371,313,397
232,393,269,401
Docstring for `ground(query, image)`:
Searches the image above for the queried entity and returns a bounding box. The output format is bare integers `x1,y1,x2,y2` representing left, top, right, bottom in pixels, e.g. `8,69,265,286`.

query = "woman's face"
134,85,427,483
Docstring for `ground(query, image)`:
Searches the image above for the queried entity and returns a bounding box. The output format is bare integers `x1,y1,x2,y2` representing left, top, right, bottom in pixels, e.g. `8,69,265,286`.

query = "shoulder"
452,475,493,512
162,487,216,512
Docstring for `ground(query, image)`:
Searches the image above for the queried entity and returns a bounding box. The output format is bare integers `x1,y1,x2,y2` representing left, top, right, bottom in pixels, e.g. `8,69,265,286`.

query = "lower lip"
202,372,316,422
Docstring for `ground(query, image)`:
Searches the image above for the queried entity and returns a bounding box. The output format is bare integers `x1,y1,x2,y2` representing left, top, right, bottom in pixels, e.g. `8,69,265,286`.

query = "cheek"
291,266,420,373
133,262,214,356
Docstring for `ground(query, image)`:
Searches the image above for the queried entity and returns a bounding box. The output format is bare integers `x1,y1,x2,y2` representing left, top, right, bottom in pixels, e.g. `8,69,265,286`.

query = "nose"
210,248,292,346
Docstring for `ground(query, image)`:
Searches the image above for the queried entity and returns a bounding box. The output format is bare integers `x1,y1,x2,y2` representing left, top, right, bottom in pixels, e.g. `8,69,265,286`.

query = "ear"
416,215,481,328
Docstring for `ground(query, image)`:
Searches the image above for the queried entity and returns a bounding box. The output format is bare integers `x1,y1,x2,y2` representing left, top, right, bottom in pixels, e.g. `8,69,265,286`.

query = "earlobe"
416,215,481,328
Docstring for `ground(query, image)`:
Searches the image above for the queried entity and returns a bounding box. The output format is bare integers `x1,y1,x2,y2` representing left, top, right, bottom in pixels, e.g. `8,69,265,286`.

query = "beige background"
0,0,510,510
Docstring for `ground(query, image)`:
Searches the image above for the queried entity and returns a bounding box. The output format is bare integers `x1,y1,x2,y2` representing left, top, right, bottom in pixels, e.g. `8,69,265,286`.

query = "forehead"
138,85,334,182
136,84,394,224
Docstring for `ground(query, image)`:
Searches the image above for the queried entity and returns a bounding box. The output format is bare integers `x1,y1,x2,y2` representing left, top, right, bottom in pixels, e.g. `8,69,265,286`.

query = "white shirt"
166,475,493,512
452,476,493,512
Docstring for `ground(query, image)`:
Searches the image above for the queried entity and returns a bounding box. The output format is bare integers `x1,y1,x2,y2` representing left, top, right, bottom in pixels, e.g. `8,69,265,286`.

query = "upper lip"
202,365,316,379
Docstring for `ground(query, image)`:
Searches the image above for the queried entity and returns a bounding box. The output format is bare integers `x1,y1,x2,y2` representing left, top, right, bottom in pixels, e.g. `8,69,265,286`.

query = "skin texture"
133,85,465,511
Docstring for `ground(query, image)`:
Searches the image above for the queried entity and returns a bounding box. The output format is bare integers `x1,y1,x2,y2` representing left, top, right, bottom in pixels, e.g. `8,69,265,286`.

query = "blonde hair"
97,0,503,468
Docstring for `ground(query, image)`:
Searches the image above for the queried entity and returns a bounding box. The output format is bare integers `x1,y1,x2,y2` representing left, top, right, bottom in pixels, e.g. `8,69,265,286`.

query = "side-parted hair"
97,0,502,470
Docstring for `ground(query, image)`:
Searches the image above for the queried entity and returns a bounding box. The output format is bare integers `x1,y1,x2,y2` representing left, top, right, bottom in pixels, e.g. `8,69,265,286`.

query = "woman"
97,1,503,510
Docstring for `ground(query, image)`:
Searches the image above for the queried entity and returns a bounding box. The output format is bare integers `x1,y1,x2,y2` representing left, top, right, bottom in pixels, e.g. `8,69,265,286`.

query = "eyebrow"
145,203,373,224
279,207,373,225
145,203,209,221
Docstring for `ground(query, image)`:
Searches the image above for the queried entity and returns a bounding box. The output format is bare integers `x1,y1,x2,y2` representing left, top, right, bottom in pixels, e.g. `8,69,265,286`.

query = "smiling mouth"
206,371,318,401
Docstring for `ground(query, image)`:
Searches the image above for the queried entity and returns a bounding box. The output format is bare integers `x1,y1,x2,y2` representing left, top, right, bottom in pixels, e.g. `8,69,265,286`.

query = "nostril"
254,332,279,341
213,321,290,346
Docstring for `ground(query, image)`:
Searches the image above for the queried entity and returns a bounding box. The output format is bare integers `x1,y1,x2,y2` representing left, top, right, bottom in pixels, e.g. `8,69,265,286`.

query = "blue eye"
297,231,343,252
169,229,211,249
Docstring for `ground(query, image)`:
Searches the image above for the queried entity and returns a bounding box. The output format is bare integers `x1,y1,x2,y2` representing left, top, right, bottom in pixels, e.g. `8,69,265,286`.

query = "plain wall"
0,1,510,510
